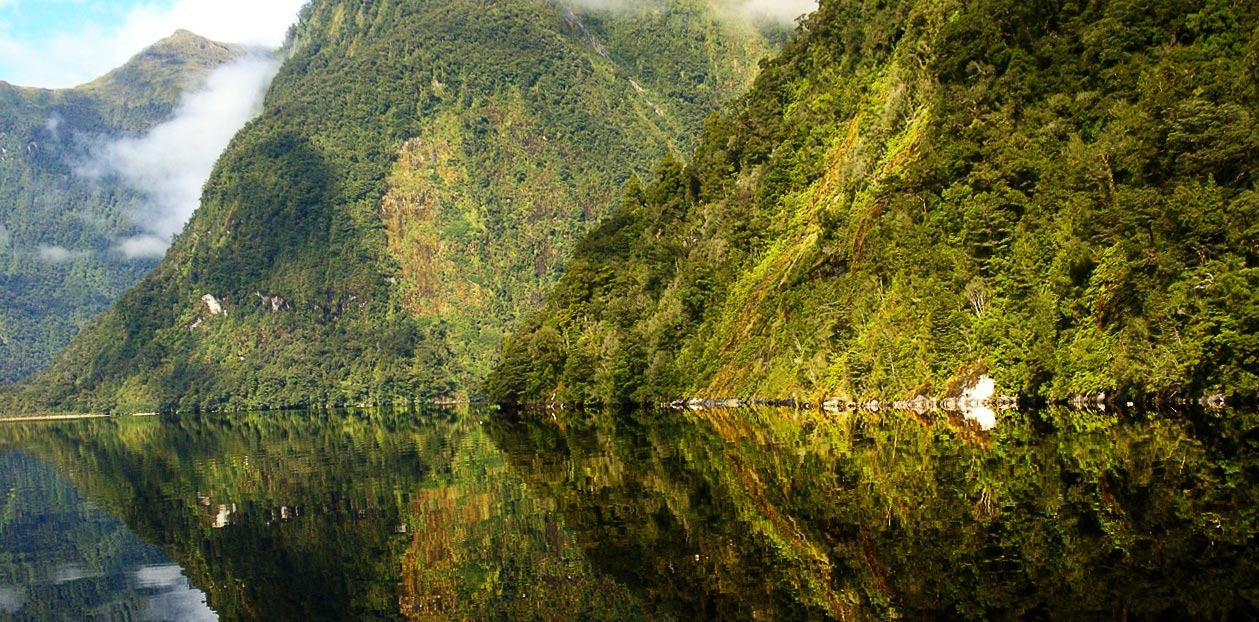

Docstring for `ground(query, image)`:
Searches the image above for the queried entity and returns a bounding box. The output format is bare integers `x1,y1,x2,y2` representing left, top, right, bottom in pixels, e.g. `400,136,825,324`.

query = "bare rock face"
201,294,225,316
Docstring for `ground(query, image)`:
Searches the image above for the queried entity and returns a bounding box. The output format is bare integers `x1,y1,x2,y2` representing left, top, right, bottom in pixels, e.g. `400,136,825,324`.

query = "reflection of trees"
489,406,1259,621
0,410,647,622
395,430,649,622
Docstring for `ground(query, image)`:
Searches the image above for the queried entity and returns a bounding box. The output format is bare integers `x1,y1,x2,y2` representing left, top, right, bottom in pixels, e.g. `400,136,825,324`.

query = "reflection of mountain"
0,411,649,621
5,407,1255,621
489,406,1259,621
0,450,215,621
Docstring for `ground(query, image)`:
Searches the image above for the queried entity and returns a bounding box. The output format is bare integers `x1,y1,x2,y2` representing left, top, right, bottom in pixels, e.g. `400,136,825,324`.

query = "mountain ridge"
0,31,254,384
490,0,1259,404
5,0,779,413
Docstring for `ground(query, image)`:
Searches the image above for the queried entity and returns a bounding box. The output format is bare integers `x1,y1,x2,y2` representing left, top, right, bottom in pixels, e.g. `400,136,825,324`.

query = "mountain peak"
75,30,253,123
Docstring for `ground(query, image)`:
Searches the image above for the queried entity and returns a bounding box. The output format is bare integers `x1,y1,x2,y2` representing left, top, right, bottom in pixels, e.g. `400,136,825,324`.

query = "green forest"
3,0,779,414
0,31,248,383
5,0,1258,414
492,0,1259,405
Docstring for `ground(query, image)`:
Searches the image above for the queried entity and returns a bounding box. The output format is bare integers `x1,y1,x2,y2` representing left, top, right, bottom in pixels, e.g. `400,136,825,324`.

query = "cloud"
114,235,170,259
37,244,88,263
78,55,279,258
0,585,23,615
563,0,817,25
732,0,817,24
0,0,306,88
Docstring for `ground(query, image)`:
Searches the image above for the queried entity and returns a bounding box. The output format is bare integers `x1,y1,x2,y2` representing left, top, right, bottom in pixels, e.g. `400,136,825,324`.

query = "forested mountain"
0,31,249,382
491,0,1259,404
6,0,779,413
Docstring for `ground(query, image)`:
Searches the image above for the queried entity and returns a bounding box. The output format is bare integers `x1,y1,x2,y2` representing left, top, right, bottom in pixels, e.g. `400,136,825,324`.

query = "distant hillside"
0,31,249,383
7,0,779,413
491,0,1259,404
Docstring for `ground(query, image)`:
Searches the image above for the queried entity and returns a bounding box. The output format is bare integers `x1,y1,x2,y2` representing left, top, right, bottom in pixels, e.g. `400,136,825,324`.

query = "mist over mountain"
78,53,279,258
565,0,816,25
15,0,1250,414
7,0,777,413
0,31,257,383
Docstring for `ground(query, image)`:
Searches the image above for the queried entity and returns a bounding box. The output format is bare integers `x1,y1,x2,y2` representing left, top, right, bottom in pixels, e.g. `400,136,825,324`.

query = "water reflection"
0,411,650,622
0,405,1255,621
0,450,217,621
489,405,1259,621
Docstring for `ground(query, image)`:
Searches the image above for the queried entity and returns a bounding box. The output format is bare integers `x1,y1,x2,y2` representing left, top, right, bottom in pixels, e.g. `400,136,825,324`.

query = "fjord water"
0,406,1255,621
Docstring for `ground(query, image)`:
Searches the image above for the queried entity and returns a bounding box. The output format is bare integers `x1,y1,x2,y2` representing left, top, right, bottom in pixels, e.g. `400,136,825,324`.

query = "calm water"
0,406,1256,621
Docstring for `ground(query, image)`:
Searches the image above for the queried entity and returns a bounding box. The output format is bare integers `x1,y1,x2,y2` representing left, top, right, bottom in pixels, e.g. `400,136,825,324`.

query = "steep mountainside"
491,0,1259,404
0,31,248,382
8,0,777,413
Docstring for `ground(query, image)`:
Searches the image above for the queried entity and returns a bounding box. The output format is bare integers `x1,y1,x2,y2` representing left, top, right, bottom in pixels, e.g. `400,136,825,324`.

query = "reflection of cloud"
132,565,218,622
52,563,96,584
78,55,279,258
132,564,185,589
145,587,218,622
0,585,24,614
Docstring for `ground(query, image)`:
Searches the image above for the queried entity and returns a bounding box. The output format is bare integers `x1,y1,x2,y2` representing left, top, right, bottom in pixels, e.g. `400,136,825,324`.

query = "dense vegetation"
0,31,247,382
4,0,777,414
492,0,1259,404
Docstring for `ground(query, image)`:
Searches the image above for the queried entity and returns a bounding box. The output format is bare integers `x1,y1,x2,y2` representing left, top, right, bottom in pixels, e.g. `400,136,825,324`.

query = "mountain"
490,0,1259,404
0,31,250,382
6,0,779,413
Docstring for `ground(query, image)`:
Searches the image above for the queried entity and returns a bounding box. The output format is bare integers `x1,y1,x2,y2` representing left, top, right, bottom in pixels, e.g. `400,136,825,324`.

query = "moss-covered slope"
491,0,1259,404
8,0,777,413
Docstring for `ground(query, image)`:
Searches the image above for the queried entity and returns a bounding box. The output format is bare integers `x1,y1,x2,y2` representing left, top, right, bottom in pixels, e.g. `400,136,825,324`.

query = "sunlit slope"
0,31,248,382
492,0,1259,404
8,0,777,413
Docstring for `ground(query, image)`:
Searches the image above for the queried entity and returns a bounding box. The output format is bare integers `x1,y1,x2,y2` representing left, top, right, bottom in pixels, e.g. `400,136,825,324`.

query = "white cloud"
733,0,816,24
564,0,817,25
78,55,279,258
0,0,306,88
0,585,23,615
37,244,88,263
115,234,170,259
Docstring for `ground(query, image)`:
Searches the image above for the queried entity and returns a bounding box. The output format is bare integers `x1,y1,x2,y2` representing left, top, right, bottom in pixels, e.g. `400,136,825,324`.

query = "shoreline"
0,413,159,423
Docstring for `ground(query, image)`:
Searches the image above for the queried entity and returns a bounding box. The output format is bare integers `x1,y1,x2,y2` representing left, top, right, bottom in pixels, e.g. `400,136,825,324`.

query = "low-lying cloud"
79,55,279,259
733,0,818,24
36,244,88,263
564,0,818,25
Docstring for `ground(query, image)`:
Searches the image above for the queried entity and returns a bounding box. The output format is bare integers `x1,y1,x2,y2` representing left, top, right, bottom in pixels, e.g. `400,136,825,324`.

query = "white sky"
0,0,307,88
